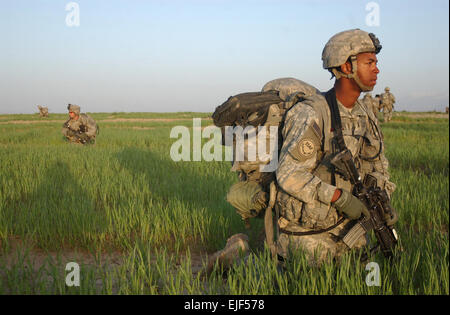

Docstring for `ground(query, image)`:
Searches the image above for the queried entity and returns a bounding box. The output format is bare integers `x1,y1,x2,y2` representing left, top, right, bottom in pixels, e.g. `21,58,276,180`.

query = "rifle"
63,121,89,144
330,149,399,258
324,89,399,259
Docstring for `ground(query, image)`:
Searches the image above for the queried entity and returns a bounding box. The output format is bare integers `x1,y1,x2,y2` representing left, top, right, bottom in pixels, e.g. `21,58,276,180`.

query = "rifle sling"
324,88,347,152
280,217,345,236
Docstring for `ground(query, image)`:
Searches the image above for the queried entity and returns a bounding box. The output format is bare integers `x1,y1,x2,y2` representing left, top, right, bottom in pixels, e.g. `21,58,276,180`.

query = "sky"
0,0,448,114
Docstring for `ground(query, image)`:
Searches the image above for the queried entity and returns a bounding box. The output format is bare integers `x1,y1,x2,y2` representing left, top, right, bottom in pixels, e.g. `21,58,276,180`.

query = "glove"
385,208,399,226
333,189,370,220
226,181,268,220
76,132,90,144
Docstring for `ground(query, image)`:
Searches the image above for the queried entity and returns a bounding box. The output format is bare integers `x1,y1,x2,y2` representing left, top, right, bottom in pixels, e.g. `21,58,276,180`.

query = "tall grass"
0,114,448,294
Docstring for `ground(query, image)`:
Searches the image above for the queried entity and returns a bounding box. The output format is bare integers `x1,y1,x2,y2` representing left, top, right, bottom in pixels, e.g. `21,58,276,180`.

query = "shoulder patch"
288,124,322,162
299,138,316,156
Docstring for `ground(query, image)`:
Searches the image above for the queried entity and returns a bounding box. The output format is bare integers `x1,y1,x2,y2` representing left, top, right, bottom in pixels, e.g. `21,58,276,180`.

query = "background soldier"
374,94,382,112
62,104,98,144
380,87,396,122
362,93,379,118
37,105,49,117
275,29,397,264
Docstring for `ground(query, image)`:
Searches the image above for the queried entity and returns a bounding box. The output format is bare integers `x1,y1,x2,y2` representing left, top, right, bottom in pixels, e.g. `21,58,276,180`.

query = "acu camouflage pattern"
380,89,396,122
362,93,379,118
262,77,319,101
62,112,98,144
221,78,320,223
322,29,380,69
37,105,49,117
275,93,395,264
68,104,81,115
230,78,321,189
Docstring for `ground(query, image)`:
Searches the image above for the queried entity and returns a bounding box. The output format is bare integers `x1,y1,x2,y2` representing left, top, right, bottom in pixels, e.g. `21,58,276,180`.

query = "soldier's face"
69,111,77,119
356,52,379,89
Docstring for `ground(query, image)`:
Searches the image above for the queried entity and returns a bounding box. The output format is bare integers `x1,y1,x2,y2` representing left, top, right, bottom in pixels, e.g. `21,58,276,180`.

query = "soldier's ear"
340,61,352,75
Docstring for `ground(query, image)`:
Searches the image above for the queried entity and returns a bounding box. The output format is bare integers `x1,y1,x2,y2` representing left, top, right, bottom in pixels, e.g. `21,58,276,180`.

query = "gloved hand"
227,181,268,220
333,189,370,220
385,208,399,226
77,132,90,144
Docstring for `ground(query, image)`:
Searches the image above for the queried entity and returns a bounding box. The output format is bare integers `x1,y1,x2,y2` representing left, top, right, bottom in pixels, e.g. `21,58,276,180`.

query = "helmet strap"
349,56,374,92
332,56,374,92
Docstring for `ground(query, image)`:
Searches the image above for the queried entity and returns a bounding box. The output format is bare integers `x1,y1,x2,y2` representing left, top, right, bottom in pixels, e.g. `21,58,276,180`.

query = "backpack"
213,77,319,189
212,78,320,254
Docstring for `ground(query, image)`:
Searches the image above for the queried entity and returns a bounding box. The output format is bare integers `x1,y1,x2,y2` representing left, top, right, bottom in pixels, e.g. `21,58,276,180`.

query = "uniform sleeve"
391,94,396,104
81,115,97,137
276,103,336,205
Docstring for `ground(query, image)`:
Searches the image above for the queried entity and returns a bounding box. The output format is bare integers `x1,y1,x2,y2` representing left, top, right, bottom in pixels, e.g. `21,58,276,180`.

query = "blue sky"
0,0,448,114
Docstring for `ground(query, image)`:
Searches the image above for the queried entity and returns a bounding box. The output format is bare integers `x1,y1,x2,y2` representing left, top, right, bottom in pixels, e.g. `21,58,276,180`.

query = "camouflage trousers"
384,111,393,122
276,217,367,266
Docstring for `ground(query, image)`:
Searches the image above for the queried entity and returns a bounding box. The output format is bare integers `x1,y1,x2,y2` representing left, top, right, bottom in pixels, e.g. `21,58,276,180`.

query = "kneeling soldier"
62,104,98,144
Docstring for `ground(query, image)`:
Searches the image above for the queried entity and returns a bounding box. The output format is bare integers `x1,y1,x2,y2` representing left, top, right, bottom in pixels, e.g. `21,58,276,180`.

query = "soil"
0,237,209,279
0,117,212,125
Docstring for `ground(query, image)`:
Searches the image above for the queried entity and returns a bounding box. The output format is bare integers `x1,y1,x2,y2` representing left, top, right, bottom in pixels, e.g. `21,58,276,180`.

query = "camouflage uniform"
62,104,97,144
275,29,395,264
380,87,395,122
38,105,49,117
362,93,379,118
374,95,382,112
275,94,395,264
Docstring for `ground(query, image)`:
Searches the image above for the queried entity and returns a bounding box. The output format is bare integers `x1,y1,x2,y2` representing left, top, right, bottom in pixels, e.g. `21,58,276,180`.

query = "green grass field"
0,111,448,294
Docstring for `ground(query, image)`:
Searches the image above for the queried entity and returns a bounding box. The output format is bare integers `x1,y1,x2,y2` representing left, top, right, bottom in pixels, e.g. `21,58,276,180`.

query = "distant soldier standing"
380,87,395,122
374,94,381,112
37,105,49,118
62,104,98,144
362,93,379,118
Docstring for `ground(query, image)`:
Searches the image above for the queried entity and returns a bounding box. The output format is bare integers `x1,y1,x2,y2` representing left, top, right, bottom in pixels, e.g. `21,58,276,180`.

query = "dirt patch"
132,127,155,130
0,117,212,125
0,237,210,294
0,120,65,125
394,113,449,119
101,118,211,123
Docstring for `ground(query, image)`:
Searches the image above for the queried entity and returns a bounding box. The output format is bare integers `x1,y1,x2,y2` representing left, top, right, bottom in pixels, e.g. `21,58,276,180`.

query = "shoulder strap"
324,88,347,152
324,88,363,185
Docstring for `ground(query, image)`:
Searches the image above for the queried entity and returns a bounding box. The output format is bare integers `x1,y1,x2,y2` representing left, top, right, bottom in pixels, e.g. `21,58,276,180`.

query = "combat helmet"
68,104,80,115
322,29,382,92
385,87,390,91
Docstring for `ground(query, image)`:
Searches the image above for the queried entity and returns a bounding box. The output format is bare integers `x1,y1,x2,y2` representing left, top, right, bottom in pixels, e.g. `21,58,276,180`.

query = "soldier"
275,29,397,264
362,93,379,118
380,87,396,122
62,104,98,144
37,105,49,118
374,94,382,112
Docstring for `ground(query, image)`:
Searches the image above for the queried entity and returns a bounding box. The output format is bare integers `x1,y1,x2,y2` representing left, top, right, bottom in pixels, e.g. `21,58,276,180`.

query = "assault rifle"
330,149,399,258
63,122,89,144
324,88,399,259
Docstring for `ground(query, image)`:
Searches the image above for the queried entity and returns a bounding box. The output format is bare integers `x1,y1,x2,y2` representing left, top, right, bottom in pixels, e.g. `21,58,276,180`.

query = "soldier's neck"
334,79,360,109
